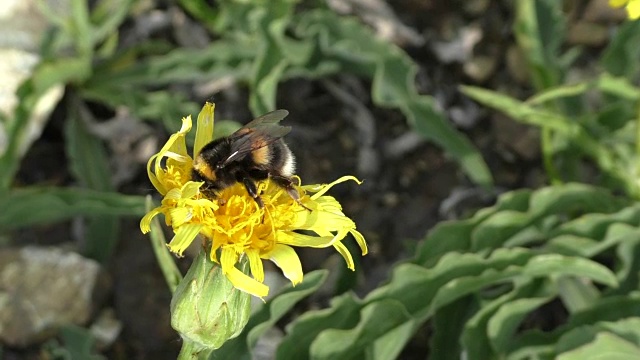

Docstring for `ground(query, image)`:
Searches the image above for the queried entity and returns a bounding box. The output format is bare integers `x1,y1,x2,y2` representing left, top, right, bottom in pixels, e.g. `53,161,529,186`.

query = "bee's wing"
222,110,291,165
242,109,289,129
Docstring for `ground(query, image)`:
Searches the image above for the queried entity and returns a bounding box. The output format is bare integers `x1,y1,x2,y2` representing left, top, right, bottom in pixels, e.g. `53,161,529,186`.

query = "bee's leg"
242,177,264,208
270,174,311,211
200,184,219,201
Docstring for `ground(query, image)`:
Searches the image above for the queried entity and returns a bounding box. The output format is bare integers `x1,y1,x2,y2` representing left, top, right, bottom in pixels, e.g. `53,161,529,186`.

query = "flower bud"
170,249,251,354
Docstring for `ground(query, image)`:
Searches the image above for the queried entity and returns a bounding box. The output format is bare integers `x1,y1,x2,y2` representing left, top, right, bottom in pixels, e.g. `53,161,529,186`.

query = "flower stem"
177,339,213,360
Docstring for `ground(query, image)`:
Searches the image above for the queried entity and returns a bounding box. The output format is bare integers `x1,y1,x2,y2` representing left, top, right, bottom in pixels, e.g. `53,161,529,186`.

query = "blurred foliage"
466,0,640,197
2,0,640,358
42,325,104,360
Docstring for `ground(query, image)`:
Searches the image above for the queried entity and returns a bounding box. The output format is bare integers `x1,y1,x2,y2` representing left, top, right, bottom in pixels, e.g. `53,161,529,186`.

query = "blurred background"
1,0,638,359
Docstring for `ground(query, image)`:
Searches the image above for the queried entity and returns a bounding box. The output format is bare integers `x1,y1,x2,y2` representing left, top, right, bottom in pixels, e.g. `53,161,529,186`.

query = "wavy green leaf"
276,294,362,360
557,332,640,360
309,300,411,360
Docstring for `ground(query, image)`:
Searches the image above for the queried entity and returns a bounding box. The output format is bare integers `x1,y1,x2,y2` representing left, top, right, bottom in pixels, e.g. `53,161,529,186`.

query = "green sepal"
170,248,251,355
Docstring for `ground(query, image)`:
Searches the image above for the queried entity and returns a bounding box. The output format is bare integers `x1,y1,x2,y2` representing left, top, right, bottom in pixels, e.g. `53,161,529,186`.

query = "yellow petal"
146,153,166,194
266,244,303,285
164,151,190,163
246,249,265,283
610,0,628,7
627,0,640,18
226,266,269,299
149,117,193,195
167,224,203,256
140,207,162,233
168,207,192,228
220,247,238,274
166,118,192,169
194,102,215,157
333,241,355,270
163,188,183,201
181,181,203,199
350,229,368,255
277,231,336,248
609,0,629,7
305,175,362,200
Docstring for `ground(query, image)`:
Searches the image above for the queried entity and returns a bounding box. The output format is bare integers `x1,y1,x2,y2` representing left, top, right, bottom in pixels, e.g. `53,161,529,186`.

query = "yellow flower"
140,103,368,298
610,0,640,19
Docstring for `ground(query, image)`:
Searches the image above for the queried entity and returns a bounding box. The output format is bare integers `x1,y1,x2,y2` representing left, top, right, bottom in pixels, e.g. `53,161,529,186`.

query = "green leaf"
613,236,640,295
556,332,640,360
309,300,412,360
0,187,145,232
56,325,105,360
570,294,640,327
369,320,417,360
524,255,617,287
556,317,640,354
90,0,133,47
557,276,601,314
462,282,538,360
487,295,553,354
369,248,534,317
64,101,114,191
276,294,362,360
415,189,534,266
513,0,565,90
471,211,533,250
429,253,617,315
526,82,590,106
69,0,94,56
430,297,475,360
65,97,120,262
213,270,328,359
461,86,575,133
596,73,640,101
601,21,640,78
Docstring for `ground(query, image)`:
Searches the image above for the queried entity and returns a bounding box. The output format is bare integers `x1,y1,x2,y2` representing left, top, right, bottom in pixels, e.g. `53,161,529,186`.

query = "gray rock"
0,246,102,347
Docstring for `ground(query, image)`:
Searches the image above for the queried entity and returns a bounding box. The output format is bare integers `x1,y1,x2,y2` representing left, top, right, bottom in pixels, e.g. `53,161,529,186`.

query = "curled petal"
267,244,303,286
304,175,362,200
149,117,193,195
350,229,368,255
140,207,162,233
146,153,165,194
333,241,355,271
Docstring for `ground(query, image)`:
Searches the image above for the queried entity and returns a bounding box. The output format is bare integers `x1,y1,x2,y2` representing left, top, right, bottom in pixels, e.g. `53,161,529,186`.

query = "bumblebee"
191,109,305,209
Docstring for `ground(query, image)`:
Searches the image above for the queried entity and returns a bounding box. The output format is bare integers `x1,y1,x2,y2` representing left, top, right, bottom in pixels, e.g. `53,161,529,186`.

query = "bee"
191,109,307,209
